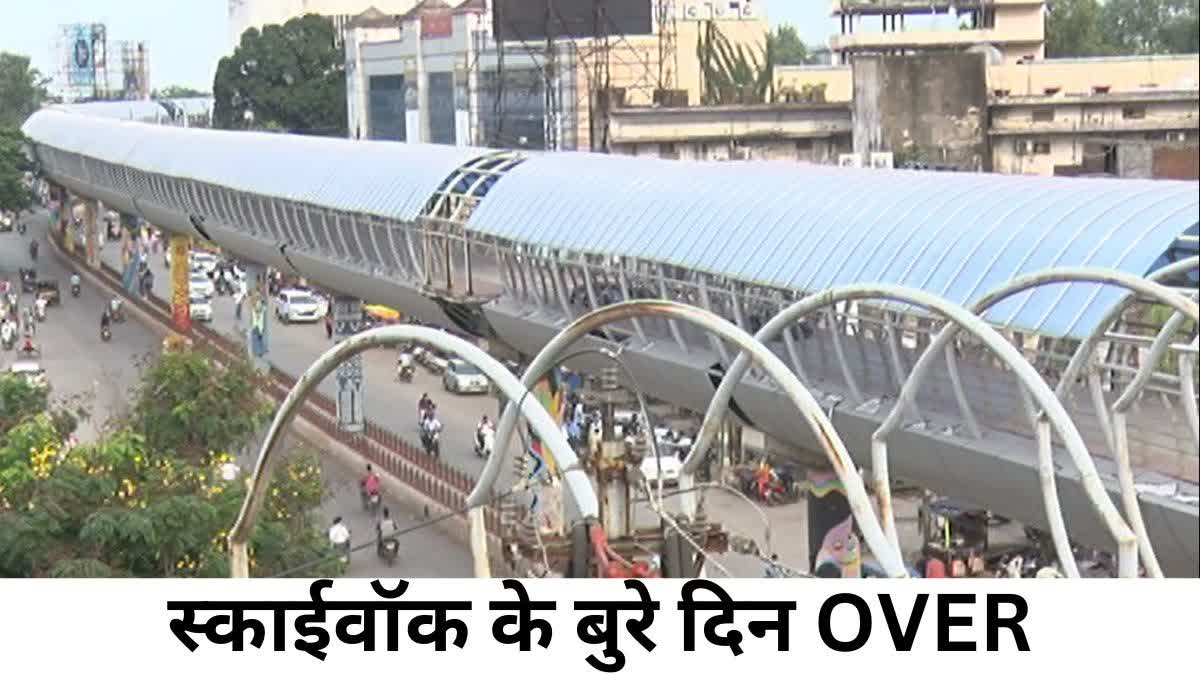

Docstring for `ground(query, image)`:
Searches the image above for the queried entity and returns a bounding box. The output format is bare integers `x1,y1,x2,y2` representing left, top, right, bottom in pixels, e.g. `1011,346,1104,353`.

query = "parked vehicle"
189,251,219,276
19,268,37,293
9,360,47,389
442,359,489,394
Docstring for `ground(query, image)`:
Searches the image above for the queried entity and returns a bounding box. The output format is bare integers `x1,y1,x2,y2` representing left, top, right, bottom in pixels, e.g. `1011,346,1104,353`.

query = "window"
993,88,1011,98
1122,106,1146,120
1031,107,1055,122
1033,141,1052,155
659,142,678,159
1043,87,1061,96
1091,85,1111,95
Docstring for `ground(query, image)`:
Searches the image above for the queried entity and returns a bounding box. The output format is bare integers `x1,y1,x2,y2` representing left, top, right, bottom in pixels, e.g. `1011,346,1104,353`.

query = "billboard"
493,0,653,42
67,23,96,87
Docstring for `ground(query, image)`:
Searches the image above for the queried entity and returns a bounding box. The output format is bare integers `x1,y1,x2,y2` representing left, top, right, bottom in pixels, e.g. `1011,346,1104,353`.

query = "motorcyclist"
34,295,47,320
109,297,122,318
70,273,81,294
376,507,400,550
101,308,112,332
475,415,495,458
0,319,14,347
417,393,433,424
360,464,381,507
29,240,38,259
420,408,443,454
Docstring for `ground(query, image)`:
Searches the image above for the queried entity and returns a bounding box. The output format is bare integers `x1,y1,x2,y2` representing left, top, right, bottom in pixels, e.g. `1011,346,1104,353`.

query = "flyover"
20,103,1200,576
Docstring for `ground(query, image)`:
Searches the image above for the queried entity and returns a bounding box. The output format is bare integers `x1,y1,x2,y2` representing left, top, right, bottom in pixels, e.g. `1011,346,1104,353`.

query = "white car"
9,360,47,389
189,294,213,322
442,359,489,394
189,271,214,298
639,454,683,487
275,289,323,323
189,251,218,275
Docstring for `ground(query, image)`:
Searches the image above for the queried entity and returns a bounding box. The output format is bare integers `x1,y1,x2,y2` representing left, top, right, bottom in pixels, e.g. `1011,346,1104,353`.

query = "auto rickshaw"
917,496,990,577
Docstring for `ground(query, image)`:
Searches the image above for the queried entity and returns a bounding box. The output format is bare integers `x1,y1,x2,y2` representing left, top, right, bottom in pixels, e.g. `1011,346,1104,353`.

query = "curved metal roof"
22,106,1199,338
468,152,1199,337
23,108,480,221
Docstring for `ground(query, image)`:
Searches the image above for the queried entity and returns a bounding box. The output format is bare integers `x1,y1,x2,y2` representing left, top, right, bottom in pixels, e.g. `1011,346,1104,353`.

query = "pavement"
10,211,468,578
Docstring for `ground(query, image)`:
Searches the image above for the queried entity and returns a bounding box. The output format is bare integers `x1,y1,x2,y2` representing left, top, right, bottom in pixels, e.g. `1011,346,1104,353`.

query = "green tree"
698,21,775,105
131,349,274,462
1046,0,1113,57
769,24,809,66
213,14,347,136
0,127,33,215
0,52,48,129
0,354,339,579
1102,0,1200,54
153,85,209,99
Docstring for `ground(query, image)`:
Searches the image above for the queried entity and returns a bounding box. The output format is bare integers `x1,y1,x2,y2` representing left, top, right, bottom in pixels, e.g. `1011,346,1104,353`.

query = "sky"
0,1,834,92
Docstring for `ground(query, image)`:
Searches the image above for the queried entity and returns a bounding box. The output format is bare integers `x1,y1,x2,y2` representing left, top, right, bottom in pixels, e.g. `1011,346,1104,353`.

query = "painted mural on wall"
524,367,575,536
807,470,861,578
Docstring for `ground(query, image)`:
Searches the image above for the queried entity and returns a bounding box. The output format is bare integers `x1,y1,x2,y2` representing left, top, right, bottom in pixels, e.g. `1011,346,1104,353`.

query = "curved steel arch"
469,300,909,578
678,283,1132,578
876,267,1198,578
228,325,598,578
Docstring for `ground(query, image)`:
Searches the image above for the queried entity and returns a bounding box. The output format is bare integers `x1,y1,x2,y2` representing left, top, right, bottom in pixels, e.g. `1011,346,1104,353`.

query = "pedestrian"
325,313,333,340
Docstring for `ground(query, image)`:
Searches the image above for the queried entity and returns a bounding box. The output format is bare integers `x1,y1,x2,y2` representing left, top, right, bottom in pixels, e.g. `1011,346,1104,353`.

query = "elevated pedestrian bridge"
21,104,1200,575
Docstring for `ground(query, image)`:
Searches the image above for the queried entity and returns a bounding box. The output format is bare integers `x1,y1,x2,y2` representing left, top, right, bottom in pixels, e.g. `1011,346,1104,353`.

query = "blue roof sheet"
468,153,1198,338
22,105,1198,339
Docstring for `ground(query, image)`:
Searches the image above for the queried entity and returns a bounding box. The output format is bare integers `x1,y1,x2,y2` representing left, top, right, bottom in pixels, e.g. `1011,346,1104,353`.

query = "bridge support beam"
84,200,98,268
332,295,365,433
168,233,192,333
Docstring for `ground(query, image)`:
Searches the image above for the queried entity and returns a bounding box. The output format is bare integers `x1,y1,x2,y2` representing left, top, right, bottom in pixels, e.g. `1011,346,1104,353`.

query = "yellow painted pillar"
84,201,98,267
169,234,192,332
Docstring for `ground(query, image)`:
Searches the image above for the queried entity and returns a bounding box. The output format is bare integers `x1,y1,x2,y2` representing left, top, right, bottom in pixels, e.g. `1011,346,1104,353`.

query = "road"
11,211,468,578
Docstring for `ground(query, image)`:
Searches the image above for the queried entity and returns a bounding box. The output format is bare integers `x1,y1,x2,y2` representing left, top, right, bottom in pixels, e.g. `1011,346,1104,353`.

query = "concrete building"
607,102,852,161
830,0,1046,65
228,0,420,50
343,1,768,150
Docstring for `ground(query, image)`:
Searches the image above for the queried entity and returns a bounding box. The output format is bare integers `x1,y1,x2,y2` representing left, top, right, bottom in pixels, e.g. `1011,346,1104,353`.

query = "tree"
0,127,33,215
153,85,209,99
131,349,274,462
0,353,340,579
769,24,809,66
0,52,48,129
1046,0,1113,57
213,14,347,136
1102,0,1200,54
697,21,775,105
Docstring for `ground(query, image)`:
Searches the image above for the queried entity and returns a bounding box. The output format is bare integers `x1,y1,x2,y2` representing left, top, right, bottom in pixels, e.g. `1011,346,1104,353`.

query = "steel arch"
876,267,1199,578
227,325,597,578
469,300,909,578
679,283,1134,578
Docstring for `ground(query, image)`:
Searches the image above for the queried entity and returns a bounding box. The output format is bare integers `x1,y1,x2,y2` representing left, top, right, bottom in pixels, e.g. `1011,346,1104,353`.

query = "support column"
807,469,861,578
84,201,99,268
168,234,192,333
243,262,270,369
120,214,139,293
332,295,365,433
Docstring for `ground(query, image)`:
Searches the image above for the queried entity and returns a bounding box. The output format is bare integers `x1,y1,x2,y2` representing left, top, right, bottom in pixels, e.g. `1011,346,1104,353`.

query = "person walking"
325,313,333,340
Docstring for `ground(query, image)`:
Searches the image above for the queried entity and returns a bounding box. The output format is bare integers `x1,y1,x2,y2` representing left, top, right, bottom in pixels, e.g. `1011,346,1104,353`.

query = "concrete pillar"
243,261,269,368
807,469,861,578
84,200,98,267
62,196,77,254
168,233,192,333
332,295,365,433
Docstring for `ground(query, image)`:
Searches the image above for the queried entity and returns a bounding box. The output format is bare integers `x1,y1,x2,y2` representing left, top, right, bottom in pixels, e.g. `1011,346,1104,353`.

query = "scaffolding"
116,41,150,100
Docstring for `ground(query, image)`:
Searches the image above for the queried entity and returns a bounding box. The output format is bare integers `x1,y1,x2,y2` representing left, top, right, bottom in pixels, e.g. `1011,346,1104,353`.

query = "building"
343,1,768,150
607,102,852,162
830,0,1046,65
777,5,1199,177
227,0,420,50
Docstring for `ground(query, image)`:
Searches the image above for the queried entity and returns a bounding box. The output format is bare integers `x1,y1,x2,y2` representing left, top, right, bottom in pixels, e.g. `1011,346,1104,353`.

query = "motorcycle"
71,281,81,297
420,429,441,458
17,222,26,235
1,331,14,351
29,242,38,260
101,325,112,342
110,299,125,323
474,428,493,459
377,537,399,567
362,489,381,516
332,538,351,564
397,355,415,382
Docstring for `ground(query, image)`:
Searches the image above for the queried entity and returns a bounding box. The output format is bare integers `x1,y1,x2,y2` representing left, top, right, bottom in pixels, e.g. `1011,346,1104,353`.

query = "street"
6,212,469,578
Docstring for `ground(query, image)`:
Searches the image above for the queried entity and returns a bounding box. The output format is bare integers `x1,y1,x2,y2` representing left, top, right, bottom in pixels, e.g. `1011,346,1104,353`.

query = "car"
189,271,214,298
442,359,489,394
639,454,683,488
275,289,323,323
9,360,47,389
36,280,61,306
189,251,219,276
189,294,213,322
